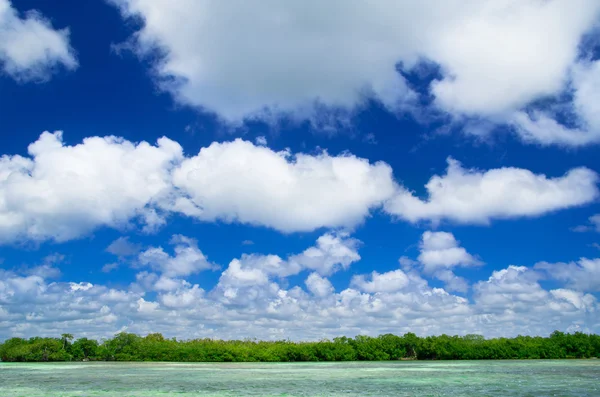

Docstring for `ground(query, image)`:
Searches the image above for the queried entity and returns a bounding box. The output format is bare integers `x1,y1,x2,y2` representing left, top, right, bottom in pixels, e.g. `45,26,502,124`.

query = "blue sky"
0,0,599,340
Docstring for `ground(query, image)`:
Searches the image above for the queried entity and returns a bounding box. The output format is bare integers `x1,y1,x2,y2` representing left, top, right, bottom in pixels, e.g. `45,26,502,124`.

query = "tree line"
1,331,599,362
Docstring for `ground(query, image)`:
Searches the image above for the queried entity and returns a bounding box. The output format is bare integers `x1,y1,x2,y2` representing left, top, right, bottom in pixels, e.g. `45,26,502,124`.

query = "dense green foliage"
1,331,599,362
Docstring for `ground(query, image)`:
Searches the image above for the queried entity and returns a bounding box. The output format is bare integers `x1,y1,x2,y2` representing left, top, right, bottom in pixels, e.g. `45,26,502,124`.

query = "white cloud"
0,131,182,243
218,258,270,288
0,133,396,243
1,132,394,242
473,266,597,332
159,284,205,309
398,231,480,293
385,158,598,225
572,213,600,233
305,273,334,298
473,266,546,310
109,0,414,123
16,253,64,279
428,0,598,118
70,282,93,292
512,59,600,147
536,258,600,292
170,139,396,232
136,298,159,314
24,264,61,280
217,232,359,292
0,0,77,81
511,111,599,147
138,235,216,278
0,240,598,340
433,269,470,295
0,269,139,338
550,289,597,311
2,133,598,245
288,233,361,276
109,0,600,142
214,233,359,318
351,270,409,293
572,61,600,132
418,231,481,272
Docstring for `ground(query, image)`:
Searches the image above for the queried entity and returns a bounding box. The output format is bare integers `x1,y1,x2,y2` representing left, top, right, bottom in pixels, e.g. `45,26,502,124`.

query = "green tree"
61,333,74,350
71,338,99,360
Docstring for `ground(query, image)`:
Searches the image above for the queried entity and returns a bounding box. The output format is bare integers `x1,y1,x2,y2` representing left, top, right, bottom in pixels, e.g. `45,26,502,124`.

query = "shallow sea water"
0,360,598,396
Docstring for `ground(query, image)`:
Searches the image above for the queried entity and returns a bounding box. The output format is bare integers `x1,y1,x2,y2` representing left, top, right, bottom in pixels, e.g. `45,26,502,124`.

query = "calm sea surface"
0,360,598,396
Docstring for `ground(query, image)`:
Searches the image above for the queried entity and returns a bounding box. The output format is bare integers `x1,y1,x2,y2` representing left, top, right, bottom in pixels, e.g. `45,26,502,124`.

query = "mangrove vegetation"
1,331,599,362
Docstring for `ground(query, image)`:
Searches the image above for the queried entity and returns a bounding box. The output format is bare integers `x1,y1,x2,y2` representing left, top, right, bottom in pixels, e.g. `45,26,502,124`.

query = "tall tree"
61,333,74,350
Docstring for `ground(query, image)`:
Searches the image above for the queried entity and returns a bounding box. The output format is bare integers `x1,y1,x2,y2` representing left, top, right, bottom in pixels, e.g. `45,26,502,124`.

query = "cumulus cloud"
418,231,481,272
0,132,394,242
169,139,396,232
351,270,409,293
474,266,546,311
305,273,334,298
536,258,600,292
0,0,77,81
288,233,361,276
473,266,596,332
4,253,64,280
1,133,598,244
0,239,598,340
385,158,599,225
217,232,359,292
512,59,600,147
0,131,182,243
134,232,357,299
138,235,217,278
24,264,61,279
398,231,481,293
0,269,134,338
109,0,600,147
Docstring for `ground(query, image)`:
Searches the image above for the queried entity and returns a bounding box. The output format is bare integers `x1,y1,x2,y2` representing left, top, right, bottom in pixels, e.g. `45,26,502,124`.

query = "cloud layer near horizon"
0,231,597,340
0,132,597,243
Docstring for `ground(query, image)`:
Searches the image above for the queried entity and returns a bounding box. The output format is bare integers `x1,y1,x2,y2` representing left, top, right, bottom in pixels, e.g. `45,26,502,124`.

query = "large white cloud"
0,0,77,81
385,158,599,225
169,139,396,232
0,131,182,243
109,0,600,144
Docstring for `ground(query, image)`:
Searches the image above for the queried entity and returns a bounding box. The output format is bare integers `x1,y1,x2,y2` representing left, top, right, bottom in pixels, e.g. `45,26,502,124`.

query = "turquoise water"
0,360,598,396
